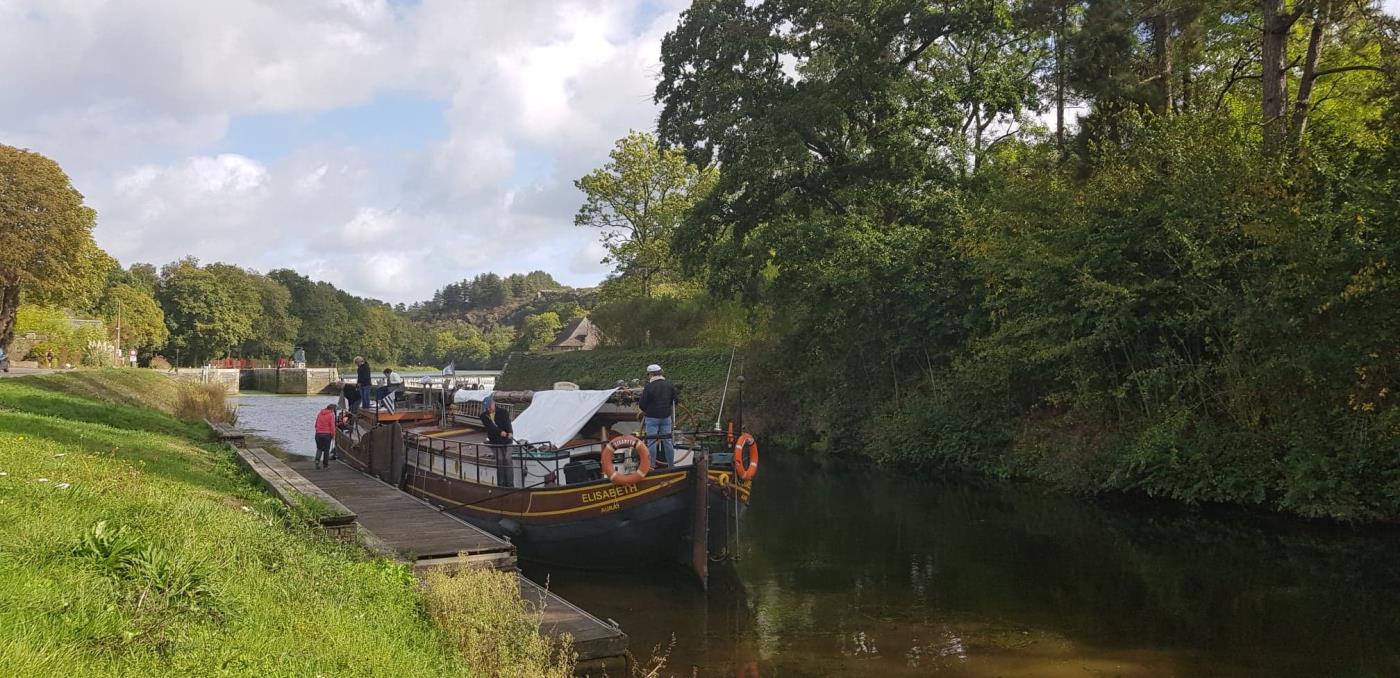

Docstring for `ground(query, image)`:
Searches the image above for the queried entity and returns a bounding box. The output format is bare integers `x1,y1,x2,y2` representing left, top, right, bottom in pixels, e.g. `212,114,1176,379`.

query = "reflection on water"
530,456,1400,677
232,397,1400,677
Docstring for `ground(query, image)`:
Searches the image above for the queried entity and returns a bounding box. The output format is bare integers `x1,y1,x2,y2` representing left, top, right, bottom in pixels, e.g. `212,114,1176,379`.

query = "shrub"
174,383,234,423
421,564,574,677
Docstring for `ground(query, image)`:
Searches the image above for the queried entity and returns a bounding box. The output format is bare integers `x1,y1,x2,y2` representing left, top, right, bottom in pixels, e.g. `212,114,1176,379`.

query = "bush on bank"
500,348,737,427
0,369,566,676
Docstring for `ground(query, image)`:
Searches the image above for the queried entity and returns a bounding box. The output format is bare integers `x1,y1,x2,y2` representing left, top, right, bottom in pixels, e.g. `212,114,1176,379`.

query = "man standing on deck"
639,363,678,466
354,357,371,411
314,404,337,469
481,395,515,487
378,367,404,413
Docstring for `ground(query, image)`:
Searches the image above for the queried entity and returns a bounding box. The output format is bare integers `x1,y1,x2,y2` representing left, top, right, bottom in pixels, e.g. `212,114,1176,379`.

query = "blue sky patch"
216,91,449,162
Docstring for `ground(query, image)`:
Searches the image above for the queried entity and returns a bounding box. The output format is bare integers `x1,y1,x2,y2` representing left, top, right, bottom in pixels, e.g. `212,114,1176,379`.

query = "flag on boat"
441,361,455,376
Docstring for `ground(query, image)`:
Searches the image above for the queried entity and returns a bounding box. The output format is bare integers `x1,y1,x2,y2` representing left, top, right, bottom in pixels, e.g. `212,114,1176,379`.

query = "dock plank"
284,455,513,560
234,448,357,527
280,453,628,673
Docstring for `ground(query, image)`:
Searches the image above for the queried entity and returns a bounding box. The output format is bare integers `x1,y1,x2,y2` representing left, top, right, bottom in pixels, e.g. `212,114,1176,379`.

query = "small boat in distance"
335,382,757,586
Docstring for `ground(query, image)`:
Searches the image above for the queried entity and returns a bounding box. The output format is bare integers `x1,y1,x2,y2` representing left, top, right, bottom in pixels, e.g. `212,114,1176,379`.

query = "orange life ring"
733,433,758,480
600,434,652,485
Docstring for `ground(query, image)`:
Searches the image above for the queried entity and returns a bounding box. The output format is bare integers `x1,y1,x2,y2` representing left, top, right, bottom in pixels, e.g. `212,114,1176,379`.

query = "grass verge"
0,369,564,677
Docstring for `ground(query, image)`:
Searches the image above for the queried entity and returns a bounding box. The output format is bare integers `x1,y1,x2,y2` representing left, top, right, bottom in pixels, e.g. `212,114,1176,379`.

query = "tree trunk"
1151,10,1173,115
0,282,18,352
1290,0,1329,151
1261,0,1294,153
1056,0,1067,155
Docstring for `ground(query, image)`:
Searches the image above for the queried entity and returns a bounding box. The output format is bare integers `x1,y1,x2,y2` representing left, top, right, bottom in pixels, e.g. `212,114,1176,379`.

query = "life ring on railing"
600,435,652,485
733,432,758,481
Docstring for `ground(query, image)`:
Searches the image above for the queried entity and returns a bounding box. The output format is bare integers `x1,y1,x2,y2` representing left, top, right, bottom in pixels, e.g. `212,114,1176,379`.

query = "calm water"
232,393,337,456
235,396,1400,677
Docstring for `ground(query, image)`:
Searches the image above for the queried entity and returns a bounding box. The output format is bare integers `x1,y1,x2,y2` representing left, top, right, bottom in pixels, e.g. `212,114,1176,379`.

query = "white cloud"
1,0,693,302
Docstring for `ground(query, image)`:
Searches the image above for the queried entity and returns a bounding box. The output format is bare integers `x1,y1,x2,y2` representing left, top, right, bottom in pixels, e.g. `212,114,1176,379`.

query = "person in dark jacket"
480,396,515,487
314,404,337,469
638,363,678,465
342,381,362,414
354,357,371,411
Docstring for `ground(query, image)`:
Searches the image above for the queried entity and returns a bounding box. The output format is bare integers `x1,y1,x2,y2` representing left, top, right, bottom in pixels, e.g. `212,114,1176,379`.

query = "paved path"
0,367,57,378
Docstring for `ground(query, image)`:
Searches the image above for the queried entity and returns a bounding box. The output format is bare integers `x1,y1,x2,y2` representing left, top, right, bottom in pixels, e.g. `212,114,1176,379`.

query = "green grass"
500,348,736,427
290,492,349,522
0,370,559,676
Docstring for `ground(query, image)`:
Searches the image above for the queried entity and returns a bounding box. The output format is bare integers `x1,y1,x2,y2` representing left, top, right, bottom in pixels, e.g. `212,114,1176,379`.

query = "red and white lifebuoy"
733,432,758,480
600,434,652,485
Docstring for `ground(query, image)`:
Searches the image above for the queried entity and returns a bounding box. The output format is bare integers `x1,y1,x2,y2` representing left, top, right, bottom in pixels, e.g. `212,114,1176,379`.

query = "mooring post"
690,450,709,590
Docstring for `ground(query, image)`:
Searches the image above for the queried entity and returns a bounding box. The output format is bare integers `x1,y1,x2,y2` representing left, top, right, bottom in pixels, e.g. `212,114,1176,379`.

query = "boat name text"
582,484,641,504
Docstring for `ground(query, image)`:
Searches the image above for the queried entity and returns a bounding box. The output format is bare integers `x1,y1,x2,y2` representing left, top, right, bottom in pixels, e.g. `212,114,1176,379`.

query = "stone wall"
246,368,340,394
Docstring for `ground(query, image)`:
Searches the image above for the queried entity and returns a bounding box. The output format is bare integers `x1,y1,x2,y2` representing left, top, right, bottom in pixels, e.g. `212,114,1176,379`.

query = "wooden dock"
277,453,628,675
283,455,514,568
235,447,356,538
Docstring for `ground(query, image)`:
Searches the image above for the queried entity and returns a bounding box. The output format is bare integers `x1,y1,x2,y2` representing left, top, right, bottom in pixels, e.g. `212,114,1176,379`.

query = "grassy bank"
0,370,565,676
499,348,738,427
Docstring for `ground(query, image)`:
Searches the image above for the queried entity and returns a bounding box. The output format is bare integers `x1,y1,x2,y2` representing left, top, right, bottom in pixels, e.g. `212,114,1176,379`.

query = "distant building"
548,317,600,351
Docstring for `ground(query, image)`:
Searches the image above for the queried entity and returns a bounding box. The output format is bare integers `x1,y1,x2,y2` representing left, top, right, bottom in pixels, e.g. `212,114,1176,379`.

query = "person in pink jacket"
314,404,337,469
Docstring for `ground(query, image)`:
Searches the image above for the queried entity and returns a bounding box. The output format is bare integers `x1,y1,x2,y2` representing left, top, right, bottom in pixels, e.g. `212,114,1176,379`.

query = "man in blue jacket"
354,357,371,411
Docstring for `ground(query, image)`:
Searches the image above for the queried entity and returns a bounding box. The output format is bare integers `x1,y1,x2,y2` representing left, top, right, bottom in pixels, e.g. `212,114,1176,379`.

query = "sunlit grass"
0,370,561,676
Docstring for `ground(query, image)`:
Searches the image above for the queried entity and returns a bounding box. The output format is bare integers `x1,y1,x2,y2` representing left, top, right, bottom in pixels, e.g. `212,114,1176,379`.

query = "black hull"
448,491,690,569
426,482,746,571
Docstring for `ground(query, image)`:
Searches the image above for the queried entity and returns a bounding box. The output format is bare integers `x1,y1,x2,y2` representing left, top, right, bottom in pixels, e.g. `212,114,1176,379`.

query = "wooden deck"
356,407,438,424
281,455,629,674
285,454,513,565
213,418,628,673
236,448,356,534
206,419,246,443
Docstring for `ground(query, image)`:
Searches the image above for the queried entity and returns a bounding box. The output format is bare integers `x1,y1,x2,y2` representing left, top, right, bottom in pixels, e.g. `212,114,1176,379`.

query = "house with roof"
548,316,601,351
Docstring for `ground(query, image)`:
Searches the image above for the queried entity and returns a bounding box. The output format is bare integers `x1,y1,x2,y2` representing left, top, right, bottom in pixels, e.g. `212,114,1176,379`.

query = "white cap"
646,364,662,373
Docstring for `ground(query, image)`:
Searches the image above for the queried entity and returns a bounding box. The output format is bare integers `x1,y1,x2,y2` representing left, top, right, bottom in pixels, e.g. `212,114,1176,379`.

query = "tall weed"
421,563,574,678
174,382,235,423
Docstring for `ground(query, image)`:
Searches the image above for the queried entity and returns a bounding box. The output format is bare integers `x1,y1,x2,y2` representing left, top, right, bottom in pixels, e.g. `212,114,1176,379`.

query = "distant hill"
409,271,596,333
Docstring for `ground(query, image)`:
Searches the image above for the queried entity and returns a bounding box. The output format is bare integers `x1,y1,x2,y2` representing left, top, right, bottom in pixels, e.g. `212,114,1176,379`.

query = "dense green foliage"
638,0,1400,520
500,348,734,427
0,371,487,675
11,258,595,370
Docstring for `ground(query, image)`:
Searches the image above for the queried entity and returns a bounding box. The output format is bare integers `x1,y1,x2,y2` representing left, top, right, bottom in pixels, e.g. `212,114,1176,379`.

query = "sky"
0,0,690,304
3,0,1397,305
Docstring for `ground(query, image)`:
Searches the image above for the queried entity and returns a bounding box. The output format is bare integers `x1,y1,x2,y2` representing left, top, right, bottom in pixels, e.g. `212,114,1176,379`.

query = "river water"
233,395,1400,677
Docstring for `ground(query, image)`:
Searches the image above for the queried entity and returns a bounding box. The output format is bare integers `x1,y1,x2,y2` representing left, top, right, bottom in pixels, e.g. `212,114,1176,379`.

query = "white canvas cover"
453,389,490,403
512,389,617,449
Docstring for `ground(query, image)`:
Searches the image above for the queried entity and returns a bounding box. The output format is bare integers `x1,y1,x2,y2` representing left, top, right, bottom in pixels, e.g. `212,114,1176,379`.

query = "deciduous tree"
97,283,168,352
575,132,716,299
0,145,108,350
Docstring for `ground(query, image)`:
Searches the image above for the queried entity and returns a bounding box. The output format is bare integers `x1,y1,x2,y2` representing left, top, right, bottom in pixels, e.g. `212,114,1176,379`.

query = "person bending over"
313,404,338,469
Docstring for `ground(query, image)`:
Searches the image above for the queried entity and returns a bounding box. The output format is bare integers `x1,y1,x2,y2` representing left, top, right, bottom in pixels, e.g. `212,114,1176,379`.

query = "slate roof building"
548,317,601,351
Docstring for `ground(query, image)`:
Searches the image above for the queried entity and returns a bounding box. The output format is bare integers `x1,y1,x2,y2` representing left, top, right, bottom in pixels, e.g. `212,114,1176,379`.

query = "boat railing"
402,429,742,491
404,431,573,489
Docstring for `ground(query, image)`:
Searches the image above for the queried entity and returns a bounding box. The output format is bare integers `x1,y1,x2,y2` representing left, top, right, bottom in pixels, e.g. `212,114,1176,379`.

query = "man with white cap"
638,363,678,465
